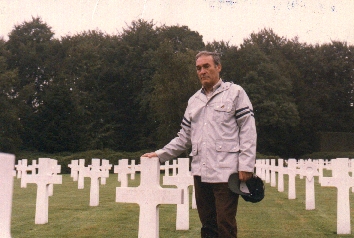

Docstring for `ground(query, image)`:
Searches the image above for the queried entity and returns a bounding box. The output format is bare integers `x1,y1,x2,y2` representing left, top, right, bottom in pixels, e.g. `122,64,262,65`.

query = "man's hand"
239,171,253,182
141,152,158,158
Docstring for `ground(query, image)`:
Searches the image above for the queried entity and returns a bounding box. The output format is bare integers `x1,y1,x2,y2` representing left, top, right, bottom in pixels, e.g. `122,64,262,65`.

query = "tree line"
0,17,353,158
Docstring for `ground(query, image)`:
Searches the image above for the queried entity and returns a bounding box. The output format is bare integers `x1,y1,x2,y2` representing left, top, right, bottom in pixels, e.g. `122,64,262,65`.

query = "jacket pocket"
215,140,239,152
213,102,234,122
215,140,239,168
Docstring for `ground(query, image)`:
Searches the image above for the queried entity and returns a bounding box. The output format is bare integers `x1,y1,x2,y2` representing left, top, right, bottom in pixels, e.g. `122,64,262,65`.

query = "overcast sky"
1,0,354,47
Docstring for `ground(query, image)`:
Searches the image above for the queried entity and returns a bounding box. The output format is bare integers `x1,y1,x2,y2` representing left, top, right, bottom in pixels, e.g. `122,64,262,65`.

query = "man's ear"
217,64,222,72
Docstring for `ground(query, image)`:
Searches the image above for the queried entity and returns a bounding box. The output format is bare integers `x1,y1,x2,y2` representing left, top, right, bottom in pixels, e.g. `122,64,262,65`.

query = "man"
142,51,257,238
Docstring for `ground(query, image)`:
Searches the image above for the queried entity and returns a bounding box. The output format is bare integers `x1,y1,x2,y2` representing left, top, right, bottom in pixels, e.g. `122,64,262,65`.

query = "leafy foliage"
1,18,353,157
149,41,200,147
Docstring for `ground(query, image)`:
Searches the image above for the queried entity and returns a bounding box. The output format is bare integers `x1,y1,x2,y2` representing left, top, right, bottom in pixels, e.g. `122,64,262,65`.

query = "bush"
256,152,279,159
300,151,354,159
317,132,354,152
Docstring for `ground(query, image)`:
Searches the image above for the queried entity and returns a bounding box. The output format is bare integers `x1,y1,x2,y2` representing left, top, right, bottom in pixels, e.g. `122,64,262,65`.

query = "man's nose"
200,67,207,74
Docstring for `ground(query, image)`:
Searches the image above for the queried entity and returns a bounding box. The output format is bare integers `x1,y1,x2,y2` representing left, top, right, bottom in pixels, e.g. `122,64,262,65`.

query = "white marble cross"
350,159,354,193
265,159,271,184
114,159,135,187
29,159,38,173
286,159,297,199
15,159,32,188
172,160,178,176
23,158,62,224
68,160,79,181
255,159,263,178
270,159,277,187
277,159,285,192
318,159,325,184
42,160,55,197
100,159,112,185
161,159,196,210
163,158,193,230
77,159,89,189
0,153,15,238
160,160,171,176
302,159,319,210
324,159,331,170
116,157,183,238
321,158,354,234
15,159,25,179
265,159,270,183
84,158,110,206
261,159,267,181
160,159,179,176
298,159,305,179
191,185,197,209
129,159,137,180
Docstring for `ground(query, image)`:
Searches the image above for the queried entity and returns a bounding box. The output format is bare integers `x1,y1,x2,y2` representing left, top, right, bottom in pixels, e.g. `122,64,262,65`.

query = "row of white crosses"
15,158,62,225
68,157,195,238
4,154,353,236
162,158,194,230
161,158,196,209
256,158,326,202
2,155,195,238
115,157,195,238
114,158,138,187
116,157,183,238
68,158,112,206
255,157,354,235
321,158,354,234
1,154,62,237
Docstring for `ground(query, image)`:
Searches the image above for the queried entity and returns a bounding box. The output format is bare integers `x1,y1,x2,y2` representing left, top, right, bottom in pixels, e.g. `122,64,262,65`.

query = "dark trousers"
194,176,239,238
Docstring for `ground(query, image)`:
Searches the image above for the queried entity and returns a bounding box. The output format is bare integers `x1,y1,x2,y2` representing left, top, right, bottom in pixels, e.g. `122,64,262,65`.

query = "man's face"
196,55,221,90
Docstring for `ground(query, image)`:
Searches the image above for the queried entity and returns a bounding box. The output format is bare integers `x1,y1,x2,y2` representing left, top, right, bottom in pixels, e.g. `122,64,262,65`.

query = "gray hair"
195,51,221,66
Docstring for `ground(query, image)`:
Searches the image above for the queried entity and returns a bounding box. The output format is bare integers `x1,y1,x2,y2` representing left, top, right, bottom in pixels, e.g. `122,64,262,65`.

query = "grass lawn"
10,173,354,238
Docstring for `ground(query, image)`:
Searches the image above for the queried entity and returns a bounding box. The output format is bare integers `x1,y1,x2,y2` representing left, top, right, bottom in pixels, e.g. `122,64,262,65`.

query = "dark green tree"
3,16,352,157
29,80,86,152
58,30,124,151
6,16,54,91
157,25,205,52
114,20,160,150
286,41,354,154
149,40,200,147
5,17,56,150
0,39,22,152
222,32,300,157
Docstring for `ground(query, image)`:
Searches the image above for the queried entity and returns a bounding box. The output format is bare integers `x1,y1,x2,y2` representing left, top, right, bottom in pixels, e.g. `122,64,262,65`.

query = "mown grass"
10,172,354,237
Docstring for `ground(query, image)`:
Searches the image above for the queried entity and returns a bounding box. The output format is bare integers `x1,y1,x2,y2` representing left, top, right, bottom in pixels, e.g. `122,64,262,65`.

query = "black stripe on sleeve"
181,121,191,128
235,106,249,114
181,116,191,128
236,111,252,119
183,117,191,125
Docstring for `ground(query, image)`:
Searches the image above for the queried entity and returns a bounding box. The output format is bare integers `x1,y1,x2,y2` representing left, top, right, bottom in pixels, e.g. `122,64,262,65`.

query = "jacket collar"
201,79,222,95
214,80,231,95
197,79,231,101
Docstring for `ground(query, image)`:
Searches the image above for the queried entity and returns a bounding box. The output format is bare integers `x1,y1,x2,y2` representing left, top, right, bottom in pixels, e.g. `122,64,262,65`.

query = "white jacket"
156,81,257,183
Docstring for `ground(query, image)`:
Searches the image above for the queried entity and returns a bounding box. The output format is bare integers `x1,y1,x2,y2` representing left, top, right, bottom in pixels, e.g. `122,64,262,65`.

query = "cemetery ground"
10,170,354,238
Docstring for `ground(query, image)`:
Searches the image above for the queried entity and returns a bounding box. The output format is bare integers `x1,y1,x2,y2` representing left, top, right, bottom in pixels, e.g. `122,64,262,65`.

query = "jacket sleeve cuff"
238,162,255,173
155,149,171,163
238,154,256,172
